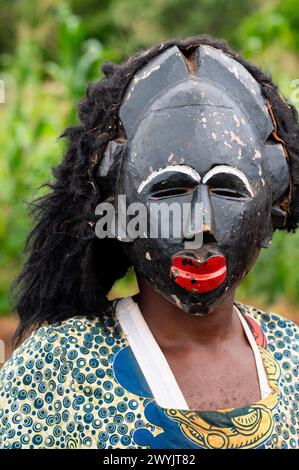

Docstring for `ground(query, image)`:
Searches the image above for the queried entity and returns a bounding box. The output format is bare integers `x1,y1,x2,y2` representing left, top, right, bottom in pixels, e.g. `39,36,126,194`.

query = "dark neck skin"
132,275,262,410
134,275,243,352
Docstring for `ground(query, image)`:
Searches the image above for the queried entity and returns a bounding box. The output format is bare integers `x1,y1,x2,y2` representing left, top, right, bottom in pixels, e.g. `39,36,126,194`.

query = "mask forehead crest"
194,45,274,142
119,46,189,138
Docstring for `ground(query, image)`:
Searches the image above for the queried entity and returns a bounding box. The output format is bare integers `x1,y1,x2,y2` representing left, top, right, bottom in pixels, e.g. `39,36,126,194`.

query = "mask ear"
96,140,126,196
258,209,273,248
96,140,134,242
264,142,290,229
271,206,288,228
90,141,133,286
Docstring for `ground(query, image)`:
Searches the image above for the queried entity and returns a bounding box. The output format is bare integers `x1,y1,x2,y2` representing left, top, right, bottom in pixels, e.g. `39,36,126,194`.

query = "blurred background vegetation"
0,0,299,328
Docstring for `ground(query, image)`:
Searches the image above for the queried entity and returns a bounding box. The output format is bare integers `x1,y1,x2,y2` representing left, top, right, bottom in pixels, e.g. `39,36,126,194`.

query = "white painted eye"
137,165,201,194
203,165,254,198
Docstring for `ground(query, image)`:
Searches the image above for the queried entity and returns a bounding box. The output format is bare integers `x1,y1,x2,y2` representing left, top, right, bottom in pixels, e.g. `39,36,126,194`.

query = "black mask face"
98,45,290,314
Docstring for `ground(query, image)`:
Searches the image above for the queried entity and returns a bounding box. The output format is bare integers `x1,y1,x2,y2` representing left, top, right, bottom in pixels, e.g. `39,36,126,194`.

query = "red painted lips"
170,253,227,294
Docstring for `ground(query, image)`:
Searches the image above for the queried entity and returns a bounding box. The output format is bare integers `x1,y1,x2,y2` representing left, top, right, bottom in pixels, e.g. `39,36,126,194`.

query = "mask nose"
183,184,215,247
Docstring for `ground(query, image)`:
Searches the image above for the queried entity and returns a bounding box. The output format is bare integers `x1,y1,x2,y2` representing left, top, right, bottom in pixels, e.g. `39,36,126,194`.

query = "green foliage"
70,0,257,56
0,3,113,313
235,0,299,54
46,5,118,108
237,231,299,306
0,1,298,316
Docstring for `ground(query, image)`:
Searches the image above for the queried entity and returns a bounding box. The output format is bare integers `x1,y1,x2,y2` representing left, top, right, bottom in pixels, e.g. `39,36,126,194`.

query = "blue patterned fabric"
0,302,298,449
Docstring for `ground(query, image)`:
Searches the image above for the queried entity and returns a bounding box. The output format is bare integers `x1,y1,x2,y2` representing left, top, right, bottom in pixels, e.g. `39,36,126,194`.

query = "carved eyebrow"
202,165,254,197
137,165,201,194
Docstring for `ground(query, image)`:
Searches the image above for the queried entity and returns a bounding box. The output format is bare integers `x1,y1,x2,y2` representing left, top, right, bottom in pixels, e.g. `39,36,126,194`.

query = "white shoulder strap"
115,297,189,409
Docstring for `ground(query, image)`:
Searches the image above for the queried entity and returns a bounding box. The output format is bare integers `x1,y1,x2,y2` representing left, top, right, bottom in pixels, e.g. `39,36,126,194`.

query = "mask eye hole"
209,188,249,200
206,171,253,200
150,187,190,200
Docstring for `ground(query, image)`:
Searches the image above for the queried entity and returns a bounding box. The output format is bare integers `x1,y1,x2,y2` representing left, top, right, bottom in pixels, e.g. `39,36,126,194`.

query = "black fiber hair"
13,35,299,343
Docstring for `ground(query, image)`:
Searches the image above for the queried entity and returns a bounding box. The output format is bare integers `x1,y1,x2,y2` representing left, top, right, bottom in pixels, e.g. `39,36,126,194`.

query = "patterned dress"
0,302,298,449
